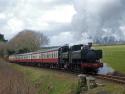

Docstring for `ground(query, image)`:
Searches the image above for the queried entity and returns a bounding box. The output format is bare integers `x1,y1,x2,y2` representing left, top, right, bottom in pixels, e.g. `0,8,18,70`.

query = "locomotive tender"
9,43,103,73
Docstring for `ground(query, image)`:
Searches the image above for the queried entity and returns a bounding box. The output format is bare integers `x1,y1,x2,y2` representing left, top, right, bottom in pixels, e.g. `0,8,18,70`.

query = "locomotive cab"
59,45,69,63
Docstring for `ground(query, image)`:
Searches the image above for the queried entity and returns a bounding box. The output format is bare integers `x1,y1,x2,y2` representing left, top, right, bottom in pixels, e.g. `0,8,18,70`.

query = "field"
95,45,125,73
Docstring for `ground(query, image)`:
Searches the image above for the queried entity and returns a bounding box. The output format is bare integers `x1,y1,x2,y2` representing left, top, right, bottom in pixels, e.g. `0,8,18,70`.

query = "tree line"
0,30,49,57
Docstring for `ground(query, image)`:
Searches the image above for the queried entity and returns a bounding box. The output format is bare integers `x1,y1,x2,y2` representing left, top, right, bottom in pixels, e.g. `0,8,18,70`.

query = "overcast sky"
0,0,76,46
1,0,125,46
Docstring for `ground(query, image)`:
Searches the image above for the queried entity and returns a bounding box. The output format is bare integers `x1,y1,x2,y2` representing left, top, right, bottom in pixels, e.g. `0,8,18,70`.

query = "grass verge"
86,81,125,94
0,59,36,94
12,64,78,94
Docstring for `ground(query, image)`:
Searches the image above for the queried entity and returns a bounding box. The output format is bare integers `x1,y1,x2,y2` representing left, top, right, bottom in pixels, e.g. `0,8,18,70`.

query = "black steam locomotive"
59,43,103,73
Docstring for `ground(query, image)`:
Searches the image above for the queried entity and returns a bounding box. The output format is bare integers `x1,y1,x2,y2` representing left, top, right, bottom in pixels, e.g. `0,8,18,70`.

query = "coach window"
53,53,54,58
55,53,56,58
46,54,47,58
53,53,55,58
40,54,42,59
44,54,45,59
53,52,54,58
48,53,49,58
47,53,48,58
47,54,48,58
52,53,53,58
49,53,50,58
49,53,51,58
54,52,55,58
50,53,52,58
42,54,44,59
54,53,56,58
53,52,55,58
56,52,57,58
43,54,45,59
43,54,44,59
39,54,41,59
41,55,43,59
48,53,51,58
45,54,46,59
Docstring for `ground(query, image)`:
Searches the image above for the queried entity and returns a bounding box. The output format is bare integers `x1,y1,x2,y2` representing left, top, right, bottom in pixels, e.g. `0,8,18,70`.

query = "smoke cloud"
72,0,125,44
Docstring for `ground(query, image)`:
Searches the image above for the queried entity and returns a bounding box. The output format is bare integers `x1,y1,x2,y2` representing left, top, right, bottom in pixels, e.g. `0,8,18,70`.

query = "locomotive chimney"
88,42,92,48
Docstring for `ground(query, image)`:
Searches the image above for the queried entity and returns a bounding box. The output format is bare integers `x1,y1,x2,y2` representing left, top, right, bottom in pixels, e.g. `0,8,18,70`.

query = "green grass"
95,45,125,73
12,64,78,94
87,82,125,94
11,64,125,94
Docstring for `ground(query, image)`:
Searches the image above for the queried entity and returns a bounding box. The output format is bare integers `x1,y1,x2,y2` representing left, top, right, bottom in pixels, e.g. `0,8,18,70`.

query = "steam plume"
72,0,125,44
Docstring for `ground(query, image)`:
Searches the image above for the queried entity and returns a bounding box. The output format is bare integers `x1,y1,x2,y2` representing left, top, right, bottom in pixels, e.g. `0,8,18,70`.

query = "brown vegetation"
0,30,49,57
0,59,36,94
8,30,49,52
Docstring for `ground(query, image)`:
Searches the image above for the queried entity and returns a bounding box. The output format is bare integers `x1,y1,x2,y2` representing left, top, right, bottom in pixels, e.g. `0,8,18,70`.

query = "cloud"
7,17,24,31
72,0,125,44
50,32,74,46
41,5,76,23
0,0,75,44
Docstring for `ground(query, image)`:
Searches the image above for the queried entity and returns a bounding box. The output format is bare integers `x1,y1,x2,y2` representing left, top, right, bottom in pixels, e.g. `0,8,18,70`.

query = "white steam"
98,63,114,74
72,0,125,44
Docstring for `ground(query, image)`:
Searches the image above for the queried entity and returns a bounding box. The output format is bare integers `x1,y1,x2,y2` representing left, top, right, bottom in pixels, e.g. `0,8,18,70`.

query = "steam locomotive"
9,43,103,74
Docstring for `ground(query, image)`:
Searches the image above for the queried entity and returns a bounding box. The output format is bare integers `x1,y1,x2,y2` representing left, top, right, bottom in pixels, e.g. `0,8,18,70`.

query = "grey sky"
1,0,125,46
0,0,75,46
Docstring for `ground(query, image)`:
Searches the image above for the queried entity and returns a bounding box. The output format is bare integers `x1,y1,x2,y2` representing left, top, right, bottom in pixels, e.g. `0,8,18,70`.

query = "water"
98,63,114,75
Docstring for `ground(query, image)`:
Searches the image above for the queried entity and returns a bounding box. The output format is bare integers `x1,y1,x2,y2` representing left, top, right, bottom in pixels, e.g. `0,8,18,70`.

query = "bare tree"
8,30,49,53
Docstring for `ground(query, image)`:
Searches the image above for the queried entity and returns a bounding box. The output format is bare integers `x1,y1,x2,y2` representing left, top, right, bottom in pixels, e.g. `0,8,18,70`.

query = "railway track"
55,68,125,84
95,74,125,84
